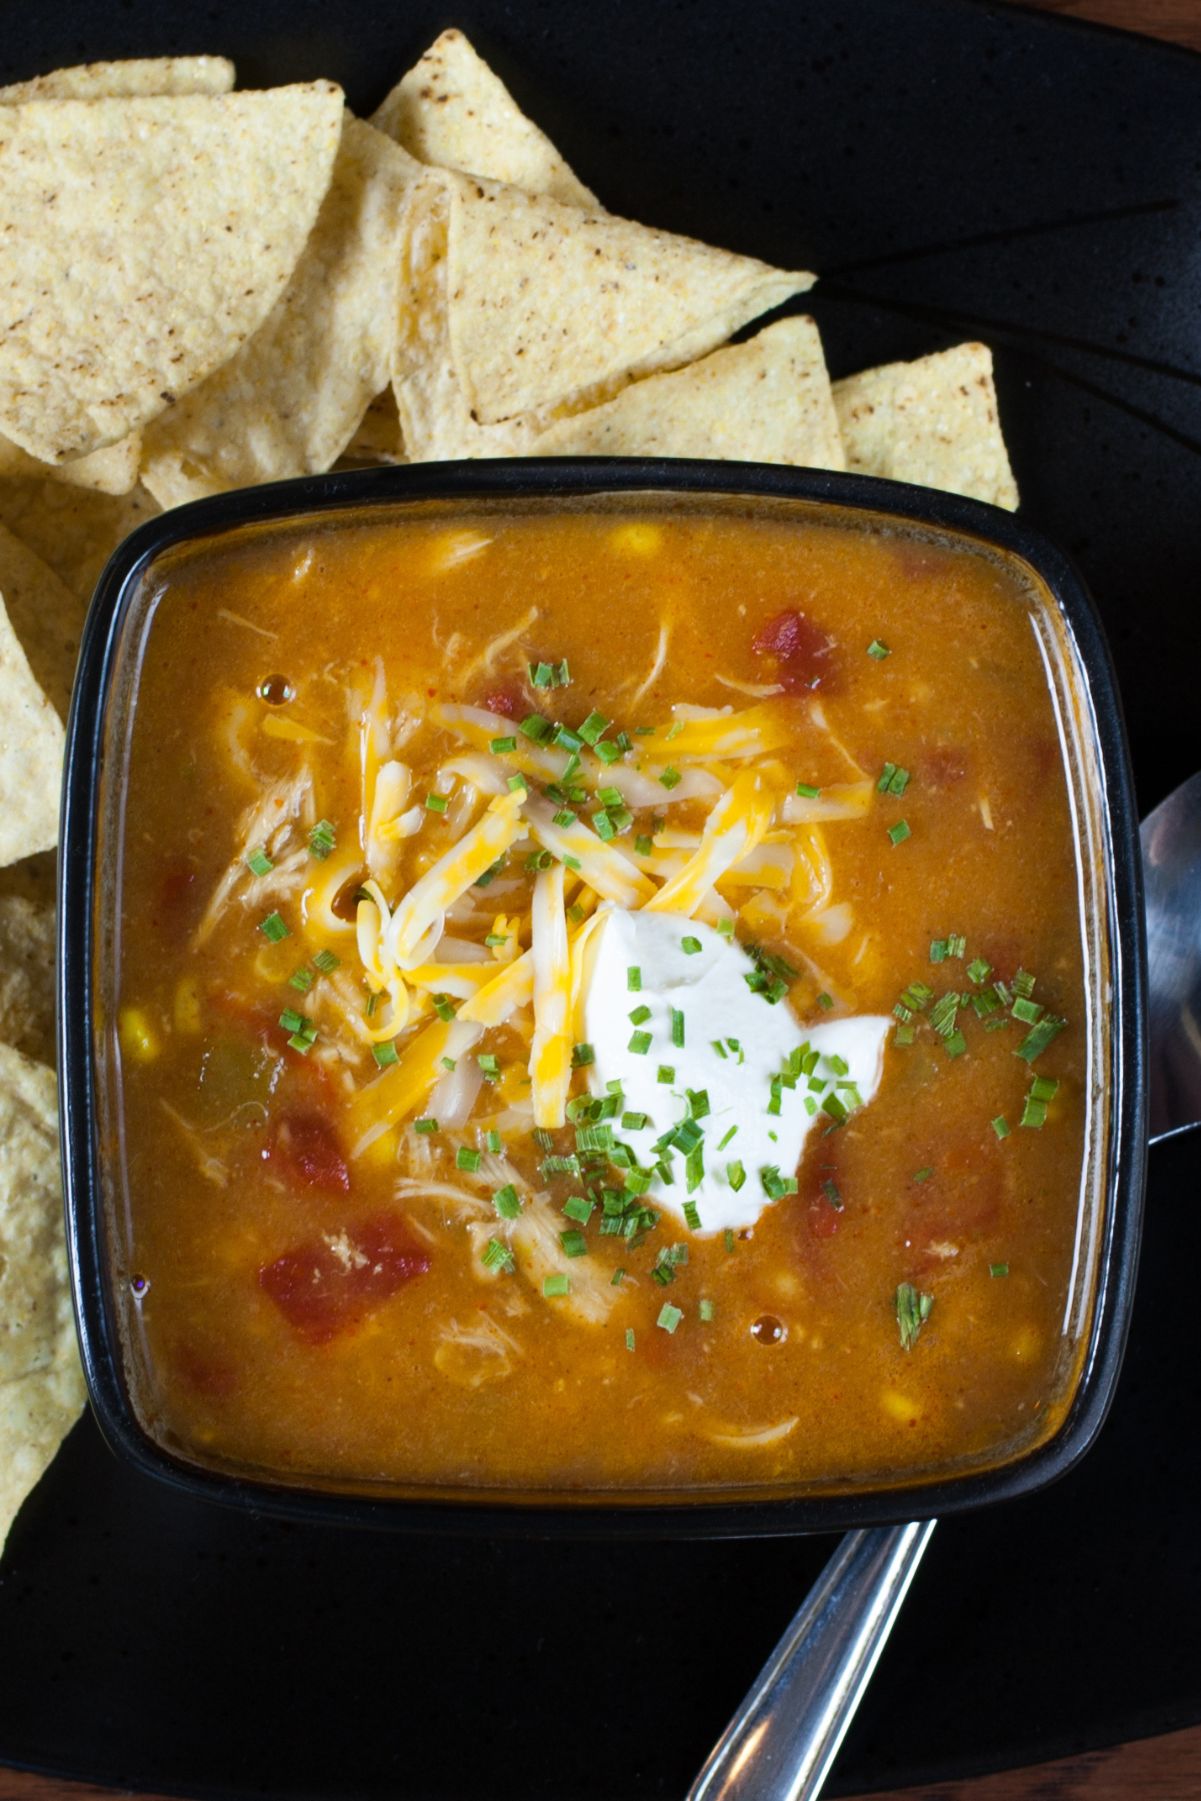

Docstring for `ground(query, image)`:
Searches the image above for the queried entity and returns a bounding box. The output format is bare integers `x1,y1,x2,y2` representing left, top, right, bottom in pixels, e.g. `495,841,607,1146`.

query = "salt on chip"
0,480,160,605
0,55,236,103
372,28,596,207
443,173,814,425
0,893,54,1067
0,523,87,722
0,1044,85,1553
142,119,423,507
0,430,141,497
532,316,845,467
0,588,64,867
0,84,345,463
833,342,1018,511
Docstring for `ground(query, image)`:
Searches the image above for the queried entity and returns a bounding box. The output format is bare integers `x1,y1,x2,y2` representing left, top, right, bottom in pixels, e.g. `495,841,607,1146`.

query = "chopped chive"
634,834,654,856
424,792,448,814
659,766,682,790
628,1004,652,1026
542,1273,570,1297
698,1298,715,1323
481,1237,515,1273
625,1327,636,1352
560,1229,588,1258
552,807,577,828
1015,1016,1066,1063
441,1056,457,1072
365,992,379,1019
414,1117,439,1135
520,712,553,742
563,1196,594,1226
671,1008,685,1048
506,773,528,794
611,1267,626,1287
287,1031,316,1054
657,1302,683,1334
627,966,642,993
727,1160,746,1192
760,1165,798,1199
967,957,991,985
657,1064,676,1085
943,1030,967,1059
258,911,289,942
685,1144,705,1192
245,847,274,877
312,949,339,974
455,1146,482,1173
278,1008,306,1034
308,819,336,860
477,1053,501,1082
895,1282,933,1350
431,994,457,1023
683,1200,702,1231
628,1030,653,1055
717,919,735,939
912,1166,933,1183
990,1263,1010,1278
992,1116,1011,1139
930,937,948,964
621,1111,649,1132
816,991,835,1010
868,639,891,659
571,1042,596,1068
887,819,911,846
489,735,517,754
288,966,314,993
717,1125,738,1151
794,781,822,799
577,710,610,746
724,1228,737,1252
681,936,702,956
878,763,911,797
372,1040,399,1068
567,902,586,924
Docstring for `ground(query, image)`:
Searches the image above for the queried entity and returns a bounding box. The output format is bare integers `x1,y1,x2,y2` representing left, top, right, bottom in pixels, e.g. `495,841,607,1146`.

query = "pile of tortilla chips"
0,29,1018,1552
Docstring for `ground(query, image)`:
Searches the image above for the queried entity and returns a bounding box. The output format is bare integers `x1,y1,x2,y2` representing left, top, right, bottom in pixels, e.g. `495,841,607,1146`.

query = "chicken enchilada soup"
100,496,1105,1499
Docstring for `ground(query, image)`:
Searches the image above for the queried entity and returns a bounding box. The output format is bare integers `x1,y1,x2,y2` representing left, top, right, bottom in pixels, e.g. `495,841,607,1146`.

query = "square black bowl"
58,456,1148,1539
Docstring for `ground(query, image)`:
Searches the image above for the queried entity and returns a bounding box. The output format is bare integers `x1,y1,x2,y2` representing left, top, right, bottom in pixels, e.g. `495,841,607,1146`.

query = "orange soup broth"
111,505,1092,1496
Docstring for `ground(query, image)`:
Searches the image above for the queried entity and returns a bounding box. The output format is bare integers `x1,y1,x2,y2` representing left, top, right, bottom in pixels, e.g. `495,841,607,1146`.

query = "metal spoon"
689,770,1201,1801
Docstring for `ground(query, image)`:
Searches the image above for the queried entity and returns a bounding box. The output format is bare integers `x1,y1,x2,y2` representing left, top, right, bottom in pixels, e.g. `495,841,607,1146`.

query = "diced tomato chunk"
264,1110,350,1194
482,685,522,717
258,1211,431,1343
752,609,840,693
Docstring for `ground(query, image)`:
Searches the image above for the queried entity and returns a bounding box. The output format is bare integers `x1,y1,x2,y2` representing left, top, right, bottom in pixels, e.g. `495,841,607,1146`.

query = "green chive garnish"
489,735,517,754
671,1008,685,1048
990,1263,1010,1278
659,766,682,790
413,1117,438,1134
258,911,289,942
868,639,890,659
372,1040,399,1067
424,793,448,814
542,1273,570,1297
895,1282,933,1350
681,936,702,956
795,782,821,799
245,847,273,876
887,820,911,846
628,1030,653,1055
456,1146,482,1172
657,1303,683,1334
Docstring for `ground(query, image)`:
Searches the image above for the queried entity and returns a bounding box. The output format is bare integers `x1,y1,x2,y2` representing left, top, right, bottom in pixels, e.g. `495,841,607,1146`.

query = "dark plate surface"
1,0,1199,1794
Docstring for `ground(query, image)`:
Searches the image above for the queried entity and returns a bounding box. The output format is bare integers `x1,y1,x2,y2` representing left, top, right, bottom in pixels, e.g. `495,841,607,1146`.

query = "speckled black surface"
2,1,1200,1795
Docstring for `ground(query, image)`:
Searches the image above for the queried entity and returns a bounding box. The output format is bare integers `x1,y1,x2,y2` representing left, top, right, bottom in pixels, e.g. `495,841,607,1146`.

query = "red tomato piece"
752,609,840,693
264,1110,350,1194
258,1211,431,1343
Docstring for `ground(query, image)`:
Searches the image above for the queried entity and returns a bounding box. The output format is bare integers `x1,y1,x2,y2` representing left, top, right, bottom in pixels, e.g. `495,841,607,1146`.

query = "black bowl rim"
58,456,1149,1541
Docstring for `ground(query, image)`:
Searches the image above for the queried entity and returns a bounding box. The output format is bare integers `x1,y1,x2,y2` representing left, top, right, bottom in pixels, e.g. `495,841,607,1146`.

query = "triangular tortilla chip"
0,523,87,721
833,342,1018,511
392,176,547,462
0,479,159,605
0,1044,86,1552
0,588,64,866
142,120,423,507
0,892,54,1066
0,429,141,497
444,174,813,424
372,29,596,207
0,84,345,462
532,316,845,467
0,55,235,103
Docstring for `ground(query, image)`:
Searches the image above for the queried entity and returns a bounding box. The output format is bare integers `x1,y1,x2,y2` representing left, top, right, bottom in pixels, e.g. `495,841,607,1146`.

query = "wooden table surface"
4,1,1200,1797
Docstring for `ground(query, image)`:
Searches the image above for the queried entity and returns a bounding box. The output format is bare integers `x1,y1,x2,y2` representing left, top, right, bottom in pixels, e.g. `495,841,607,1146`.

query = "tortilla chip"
0,480,160,605
0,893,54,1066
142,120,423,507
0,523,87,721
372,29,596,208
0,1044,86,1552
443,173,814,425
340,389,405,467
532,316,845,467
0,588,64,866
0,430,142,497
833,342,1018,511
393,177,546,462
0,55,236,103
0,84,345,463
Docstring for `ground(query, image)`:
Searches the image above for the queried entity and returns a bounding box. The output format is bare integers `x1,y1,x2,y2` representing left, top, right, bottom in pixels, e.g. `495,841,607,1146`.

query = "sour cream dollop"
581,909,890,1235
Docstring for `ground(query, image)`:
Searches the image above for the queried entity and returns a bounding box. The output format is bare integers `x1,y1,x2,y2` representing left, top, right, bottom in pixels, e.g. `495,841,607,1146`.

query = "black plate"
2,0,1200,1793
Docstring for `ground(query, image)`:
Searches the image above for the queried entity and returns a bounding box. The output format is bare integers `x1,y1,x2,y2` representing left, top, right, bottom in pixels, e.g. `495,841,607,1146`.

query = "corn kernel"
119,1006,160,1063
880,1388,920,1426
173,976,202,1035
610,522,662,557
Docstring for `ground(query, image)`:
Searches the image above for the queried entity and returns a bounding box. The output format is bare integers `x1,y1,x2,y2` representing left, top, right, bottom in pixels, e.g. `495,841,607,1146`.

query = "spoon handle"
687,1519,936,1801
